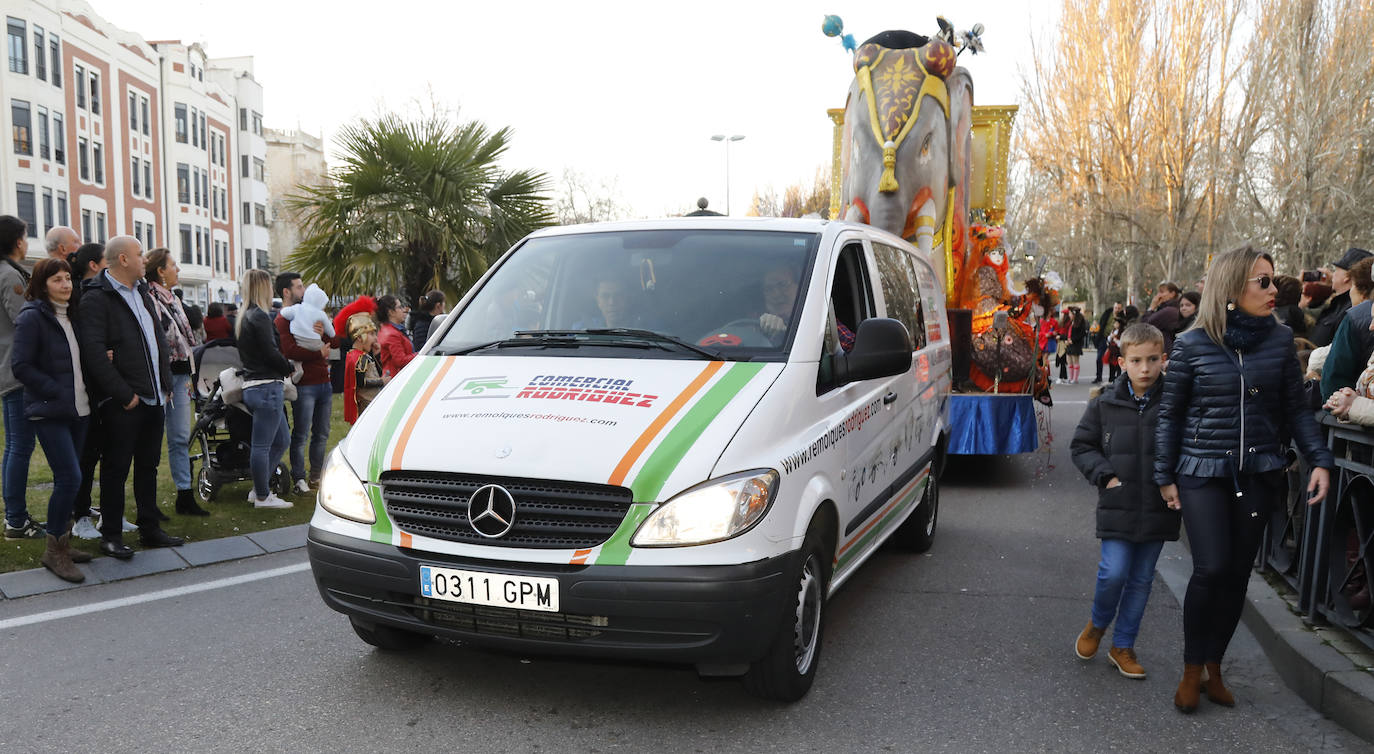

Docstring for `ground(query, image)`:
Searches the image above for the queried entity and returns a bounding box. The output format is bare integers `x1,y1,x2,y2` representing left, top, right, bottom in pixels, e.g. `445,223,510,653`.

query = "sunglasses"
1247,275,1273,289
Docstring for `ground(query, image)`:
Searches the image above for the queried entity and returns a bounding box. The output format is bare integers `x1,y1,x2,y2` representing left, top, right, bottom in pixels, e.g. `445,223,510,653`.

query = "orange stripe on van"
607,361,723,486
389,358,457,470
836,469,928,559
399,532,413,549
569,548,593,565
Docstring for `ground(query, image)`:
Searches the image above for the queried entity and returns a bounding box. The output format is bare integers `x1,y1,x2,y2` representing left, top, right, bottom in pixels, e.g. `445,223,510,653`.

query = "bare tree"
553,169,628,226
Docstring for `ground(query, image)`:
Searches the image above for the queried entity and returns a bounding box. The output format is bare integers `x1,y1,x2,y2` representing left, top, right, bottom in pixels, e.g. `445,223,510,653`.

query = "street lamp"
710,134,745,215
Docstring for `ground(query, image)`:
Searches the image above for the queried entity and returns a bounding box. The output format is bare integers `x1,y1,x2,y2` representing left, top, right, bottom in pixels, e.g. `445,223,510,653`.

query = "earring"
1226,301,1236,311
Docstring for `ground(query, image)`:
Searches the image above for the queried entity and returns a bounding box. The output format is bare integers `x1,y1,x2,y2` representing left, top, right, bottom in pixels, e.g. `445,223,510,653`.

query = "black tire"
892,467,939,553
190,430,216,503
349,617,432,651
743,534,828,702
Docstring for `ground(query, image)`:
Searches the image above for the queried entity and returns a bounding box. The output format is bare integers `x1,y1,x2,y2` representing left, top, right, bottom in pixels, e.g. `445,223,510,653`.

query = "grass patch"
1,393,354,574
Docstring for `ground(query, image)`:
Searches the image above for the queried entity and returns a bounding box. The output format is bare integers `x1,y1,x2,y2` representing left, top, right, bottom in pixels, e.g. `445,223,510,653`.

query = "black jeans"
1094,339,1107,380
1178,471,1280,664
98,401,165,540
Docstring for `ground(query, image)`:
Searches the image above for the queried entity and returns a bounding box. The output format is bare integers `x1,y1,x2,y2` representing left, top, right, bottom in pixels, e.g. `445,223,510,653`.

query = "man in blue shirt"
77,235,183,557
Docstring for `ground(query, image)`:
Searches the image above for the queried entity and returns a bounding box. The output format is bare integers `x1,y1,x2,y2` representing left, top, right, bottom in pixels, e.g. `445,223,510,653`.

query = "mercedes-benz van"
307,218,951,701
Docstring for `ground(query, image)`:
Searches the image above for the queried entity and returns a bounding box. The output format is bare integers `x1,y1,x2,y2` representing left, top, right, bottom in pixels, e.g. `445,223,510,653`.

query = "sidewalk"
0,524,307,599
1157,541,1374,743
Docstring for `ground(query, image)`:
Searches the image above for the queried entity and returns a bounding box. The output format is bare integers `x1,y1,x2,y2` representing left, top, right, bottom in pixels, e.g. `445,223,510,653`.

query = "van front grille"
380,471,634,549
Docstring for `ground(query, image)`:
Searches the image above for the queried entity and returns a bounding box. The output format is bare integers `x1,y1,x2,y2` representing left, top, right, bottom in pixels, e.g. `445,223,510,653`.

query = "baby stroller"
189,339,286,503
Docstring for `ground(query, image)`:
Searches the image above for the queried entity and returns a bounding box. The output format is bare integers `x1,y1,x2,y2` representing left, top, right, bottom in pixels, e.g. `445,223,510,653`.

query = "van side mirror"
832,318,913,385
424,314,448,351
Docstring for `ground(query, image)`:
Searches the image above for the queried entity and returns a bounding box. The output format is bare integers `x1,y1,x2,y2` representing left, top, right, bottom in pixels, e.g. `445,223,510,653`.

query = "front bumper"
307,527,798,665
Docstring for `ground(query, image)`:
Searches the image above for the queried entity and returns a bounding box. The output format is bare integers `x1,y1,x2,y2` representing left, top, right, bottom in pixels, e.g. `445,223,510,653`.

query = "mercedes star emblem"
467,484,517,538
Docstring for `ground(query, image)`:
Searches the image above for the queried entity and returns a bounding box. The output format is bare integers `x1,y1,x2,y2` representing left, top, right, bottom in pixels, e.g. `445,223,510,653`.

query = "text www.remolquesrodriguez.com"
442,410,618,427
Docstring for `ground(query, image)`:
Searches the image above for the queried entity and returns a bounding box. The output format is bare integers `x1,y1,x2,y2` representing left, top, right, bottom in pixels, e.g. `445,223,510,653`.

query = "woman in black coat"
1155,245,1333,713
235,269,295,510
10,258,94,581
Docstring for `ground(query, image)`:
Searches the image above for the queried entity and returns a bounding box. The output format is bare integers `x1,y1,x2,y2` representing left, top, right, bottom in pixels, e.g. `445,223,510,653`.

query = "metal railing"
1261,413,1373,649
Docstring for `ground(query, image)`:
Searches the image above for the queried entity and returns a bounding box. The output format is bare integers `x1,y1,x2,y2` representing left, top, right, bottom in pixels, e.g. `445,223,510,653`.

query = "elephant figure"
838,29,974,297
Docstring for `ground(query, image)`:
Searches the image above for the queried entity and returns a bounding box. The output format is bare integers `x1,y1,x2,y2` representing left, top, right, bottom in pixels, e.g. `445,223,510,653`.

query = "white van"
307,218,951,701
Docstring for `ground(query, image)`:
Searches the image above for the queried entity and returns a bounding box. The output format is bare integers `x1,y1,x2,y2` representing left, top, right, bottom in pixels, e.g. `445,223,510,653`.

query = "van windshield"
435,229,820,361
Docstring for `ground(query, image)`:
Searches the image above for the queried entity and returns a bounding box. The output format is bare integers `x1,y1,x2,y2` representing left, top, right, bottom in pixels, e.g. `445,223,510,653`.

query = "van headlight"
318,447,376,524
632,469,778,547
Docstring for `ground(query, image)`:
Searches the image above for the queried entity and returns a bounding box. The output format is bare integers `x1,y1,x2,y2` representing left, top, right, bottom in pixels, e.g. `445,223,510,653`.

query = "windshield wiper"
443,333,587,356
586,329,722,360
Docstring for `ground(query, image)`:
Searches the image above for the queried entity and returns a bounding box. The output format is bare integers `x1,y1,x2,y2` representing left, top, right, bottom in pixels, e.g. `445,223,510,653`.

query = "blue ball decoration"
822,14,844,37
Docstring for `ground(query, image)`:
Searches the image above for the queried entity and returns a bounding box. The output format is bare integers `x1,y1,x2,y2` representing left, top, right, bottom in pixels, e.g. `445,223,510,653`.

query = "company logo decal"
467,484,517,538
444,374,659,409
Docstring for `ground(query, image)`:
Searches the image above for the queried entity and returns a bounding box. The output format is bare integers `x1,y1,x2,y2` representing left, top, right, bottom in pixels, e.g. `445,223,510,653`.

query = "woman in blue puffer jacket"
10,257,94,582
1154,245,1333,713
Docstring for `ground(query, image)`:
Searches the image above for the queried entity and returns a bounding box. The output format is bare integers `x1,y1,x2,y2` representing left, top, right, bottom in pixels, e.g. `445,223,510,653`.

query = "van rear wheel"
743,534,828,702
349,617,432,651
892,469,938,553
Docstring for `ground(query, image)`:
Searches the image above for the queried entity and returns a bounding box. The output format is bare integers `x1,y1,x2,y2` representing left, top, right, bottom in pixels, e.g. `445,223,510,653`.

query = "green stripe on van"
589,504,654,566
366,357,440,543
366,357,440,483
628,362,765,503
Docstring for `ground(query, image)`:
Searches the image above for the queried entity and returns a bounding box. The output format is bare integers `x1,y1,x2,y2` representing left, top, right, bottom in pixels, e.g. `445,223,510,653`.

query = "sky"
92,0,1060,218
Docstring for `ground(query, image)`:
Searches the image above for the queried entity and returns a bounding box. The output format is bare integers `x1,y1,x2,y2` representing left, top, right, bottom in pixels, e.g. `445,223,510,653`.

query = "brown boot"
1202,663,1236,706
1108,647,1146,679
40,533,86,583
1075,622,1106,659
1174,663,1204,713
64,524,92,563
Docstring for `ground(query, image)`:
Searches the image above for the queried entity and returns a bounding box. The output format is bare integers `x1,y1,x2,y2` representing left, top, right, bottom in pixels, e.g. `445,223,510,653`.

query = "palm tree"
286,112,553,306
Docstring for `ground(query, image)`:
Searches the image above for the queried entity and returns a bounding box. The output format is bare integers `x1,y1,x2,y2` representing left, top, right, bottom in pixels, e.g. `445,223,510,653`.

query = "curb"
1158,541,1374,744
0,523,308,600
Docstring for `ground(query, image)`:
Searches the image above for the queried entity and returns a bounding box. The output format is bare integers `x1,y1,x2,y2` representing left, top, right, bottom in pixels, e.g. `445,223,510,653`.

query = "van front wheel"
743,536,828,702
349,617,432,651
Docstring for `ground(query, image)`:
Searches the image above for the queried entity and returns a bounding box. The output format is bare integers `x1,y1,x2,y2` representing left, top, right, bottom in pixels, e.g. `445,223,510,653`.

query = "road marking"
0,562,311,630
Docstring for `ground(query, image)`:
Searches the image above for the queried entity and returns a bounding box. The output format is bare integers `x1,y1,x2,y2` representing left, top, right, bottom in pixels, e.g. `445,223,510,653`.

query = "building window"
56,191,66,225
242,201,249,222
16,184,36,236
199,113,206,150
11,99,31,155
74,64,85,108
179,224,192,263
239,107,247,131
252,111,262,135
177,163,190,204
193,167,201,206
41,188,52,229
252,157,265,182
240,154,248,178
190,106,198,147
144,161,152,199
89,72,99,115
201,171,209,209
48,35,58,88
92,142,103,184
128,90,137,131
254,203,267,228
134,220,143,244
144,223,154,249
95,212,105,243
32,26,43,82
140,97,149,136
131,156,140,196
81,209,91,240
194,226,203,265
7,18,27,75
77,137,88,180
36,105,47,159
52,112,62,164
174,103,187,143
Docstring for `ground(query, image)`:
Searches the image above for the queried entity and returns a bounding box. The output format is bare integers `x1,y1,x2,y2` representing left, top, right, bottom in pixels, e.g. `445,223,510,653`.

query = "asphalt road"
1,380,1368,753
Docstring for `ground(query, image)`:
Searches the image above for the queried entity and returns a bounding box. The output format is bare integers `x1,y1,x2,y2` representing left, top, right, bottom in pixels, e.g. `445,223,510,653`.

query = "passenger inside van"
572,273,659,331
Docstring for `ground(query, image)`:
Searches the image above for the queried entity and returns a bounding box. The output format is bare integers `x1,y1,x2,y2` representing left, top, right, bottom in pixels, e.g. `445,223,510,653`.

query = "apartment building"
1,0,267,307
207,56,268,276
264,127,326,272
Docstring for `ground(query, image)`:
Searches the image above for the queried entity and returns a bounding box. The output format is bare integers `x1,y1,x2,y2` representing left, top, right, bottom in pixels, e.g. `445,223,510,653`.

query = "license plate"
418,565,560,613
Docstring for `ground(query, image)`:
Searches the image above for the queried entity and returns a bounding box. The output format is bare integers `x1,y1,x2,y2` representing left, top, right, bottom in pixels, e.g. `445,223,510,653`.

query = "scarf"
1222,309,1276,353
149,281,198,365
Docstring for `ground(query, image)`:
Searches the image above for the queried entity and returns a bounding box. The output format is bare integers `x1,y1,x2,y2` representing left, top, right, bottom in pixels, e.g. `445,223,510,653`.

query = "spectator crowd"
0,215,441,583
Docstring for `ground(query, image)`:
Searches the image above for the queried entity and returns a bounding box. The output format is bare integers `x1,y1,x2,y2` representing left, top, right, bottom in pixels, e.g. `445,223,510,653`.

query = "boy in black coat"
1069,323,1181,679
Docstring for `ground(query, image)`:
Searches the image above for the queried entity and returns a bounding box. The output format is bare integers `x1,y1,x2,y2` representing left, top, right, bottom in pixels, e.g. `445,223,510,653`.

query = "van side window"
872,242,927,350
817,242,877,393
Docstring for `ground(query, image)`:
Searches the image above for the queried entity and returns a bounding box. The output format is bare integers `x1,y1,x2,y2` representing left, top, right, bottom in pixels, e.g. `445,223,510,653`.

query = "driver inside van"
758,264,854,351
